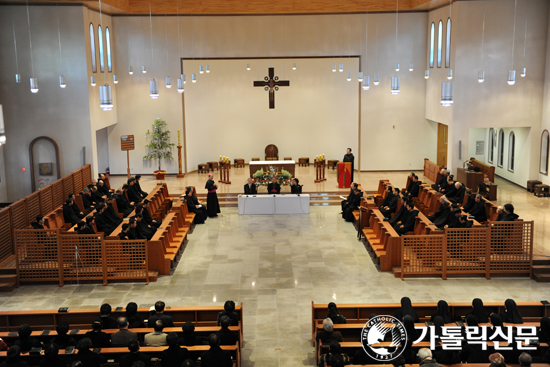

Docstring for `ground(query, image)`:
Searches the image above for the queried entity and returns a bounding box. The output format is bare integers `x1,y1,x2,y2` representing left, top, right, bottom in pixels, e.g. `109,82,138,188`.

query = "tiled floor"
2,169,550,367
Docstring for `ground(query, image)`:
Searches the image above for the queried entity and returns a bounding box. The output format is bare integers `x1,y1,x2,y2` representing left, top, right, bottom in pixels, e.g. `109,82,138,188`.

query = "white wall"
468,128,487,162
0,5,93,200
538,4,550,185
0,146,7,202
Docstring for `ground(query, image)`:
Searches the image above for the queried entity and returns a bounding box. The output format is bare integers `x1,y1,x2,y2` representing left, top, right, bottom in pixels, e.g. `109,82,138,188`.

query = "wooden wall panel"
39,186,53,215
52,180,64,209
10,200,27,231
0,208,13,260
82,165,92,189
26,192,40,226
63,176,74,198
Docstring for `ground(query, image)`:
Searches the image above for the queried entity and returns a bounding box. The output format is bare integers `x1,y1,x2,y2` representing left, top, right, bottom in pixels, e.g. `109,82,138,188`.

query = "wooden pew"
470,157,495,183
148,211,190,275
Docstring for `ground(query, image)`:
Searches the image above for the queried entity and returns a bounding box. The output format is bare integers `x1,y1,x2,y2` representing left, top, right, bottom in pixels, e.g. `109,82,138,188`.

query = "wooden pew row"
0,304,244,336
0,344,241,367
311,301,550,338
147,211,190,275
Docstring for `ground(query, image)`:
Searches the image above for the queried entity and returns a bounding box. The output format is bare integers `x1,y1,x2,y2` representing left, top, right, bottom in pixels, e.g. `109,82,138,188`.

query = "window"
430,23,435,68
106,27,112,72
497,129,504,167
488,128,494,163
445,18,451,68
437,20,443,68
98,25,104,72
541,130,549,174
508,132,515,172
89,23,96,73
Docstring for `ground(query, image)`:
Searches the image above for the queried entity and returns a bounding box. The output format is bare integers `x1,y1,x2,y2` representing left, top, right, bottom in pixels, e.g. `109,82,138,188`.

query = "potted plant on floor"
144,118,175,180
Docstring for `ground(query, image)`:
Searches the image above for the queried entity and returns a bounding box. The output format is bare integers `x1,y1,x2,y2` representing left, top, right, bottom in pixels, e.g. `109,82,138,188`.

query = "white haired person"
315,318,343,344
418,348,445,367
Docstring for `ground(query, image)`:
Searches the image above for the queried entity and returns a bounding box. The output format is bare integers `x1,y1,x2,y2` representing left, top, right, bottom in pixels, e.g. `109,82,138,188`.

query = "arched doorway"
29,136,61,192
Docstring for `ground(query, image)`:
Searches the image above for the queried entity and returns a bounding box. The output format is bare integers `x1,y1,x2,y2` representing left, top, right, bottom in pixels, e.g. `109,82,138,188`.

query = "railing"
0,165,92,263
15,229,148,286
401,221,533,279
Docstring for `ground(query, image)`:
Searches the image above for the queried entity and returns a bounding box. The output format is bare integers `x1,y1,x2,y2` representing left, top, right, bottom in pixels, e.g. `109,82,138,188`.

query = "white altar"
238,194,310,215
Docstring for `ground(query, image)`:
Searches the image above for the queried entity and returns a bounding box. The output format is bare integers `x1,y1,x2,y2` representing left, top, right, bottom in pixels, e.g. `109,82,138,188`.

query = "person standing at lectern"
244,178,257,195
205,173,220,218
267,177,281,195
343,148,355,184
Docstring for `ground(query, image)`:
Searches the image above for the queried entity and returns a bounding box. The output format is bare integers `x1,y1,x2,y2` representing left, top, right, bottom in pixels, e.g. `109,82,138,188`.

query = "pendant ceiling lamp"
12,24,21,83
55,4,66,88
362,76,370,90
150,79,159,98
358,72,363,82
391,0,400,94
129,66,133,74
447,0,453,83
409,63,413,72
347,72,351,81
192,73,196,83
424,12,429,79
113,74,118,84
0,105,6,145
508,0,518,85
98,0,112,111
478,13,485,83
247,63,251,71
425,70,429,79
25,0,38,93
441,81,454,106
164,8,171,88
292,63,296,70
373,74,379,86
90,76,96,86
177,76,184,93
332,64,337,72
165,76,171,88
447,70,453,80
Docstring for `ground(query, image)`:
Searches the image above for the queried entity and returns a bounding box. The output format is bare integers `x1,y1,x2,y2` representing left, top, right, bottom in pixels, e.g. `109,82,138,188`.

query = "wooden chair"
234,158,245,168
298,157,309,167
265,144,278,160
251,157,260,161
198,164,208,173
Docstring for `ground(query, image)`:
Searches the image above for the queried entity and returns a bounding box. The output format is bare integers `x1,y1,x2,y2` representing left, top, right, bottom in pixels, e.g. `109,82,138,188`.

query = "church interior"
1,0,550,366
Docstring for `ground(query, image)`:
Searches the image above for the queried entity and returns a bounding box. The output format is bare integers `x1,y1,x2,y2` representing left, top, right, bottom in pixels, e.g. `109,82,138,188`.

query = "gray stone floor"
2,204,550,367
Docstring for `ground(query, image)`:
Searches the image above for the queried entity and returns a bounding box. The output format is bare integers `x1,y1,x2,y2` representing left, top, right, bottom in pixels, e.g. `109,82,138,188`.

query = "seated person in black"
63,199,81,226
343,188,362,222
466,194,488,222
428,197,449,222
161,333,189,367
134,214,155,240
135,175,148,199
104,201,123,226
51,321,76,349
179,321,204,346
90,186,105,204
216,316,238,345
97,180,110,197
462,189,475,212
217,300,239,326
442,175,456,197
327,302,346,324
402,174,421,199
31,215,45,229
200,334,232,367
441,208,462,229
290,178,302,194
148,301,175,328
118,223,135,240
119,339,151,367
13,324,41,353
496,204,519,221
69,193,86,218
125,302,146,329
115,187,135,218
96,303,117,330
126,178,143,204
83,216,97,234
3,346,29,367
244,178,257,195
128,218,141,239
452,215,473,228
185,187,207,224
267,177,281,195
85,320,111,348
394,201,419,236
432,168,449,191
446,182,466,204
380,187,400,219
142,200,161,228
340,183,359,213
81,188,97,211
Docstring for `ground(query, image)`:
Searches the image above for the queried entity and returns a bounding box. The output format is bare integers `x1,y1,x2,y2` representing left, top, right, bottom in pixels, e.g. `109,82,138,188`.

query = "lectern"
338,162,351,188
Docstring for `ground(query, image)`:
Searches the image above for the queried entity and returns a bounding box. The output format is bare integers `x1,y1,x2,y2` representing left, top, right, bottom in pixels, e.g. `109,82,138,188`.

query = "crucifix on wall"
253,67,290,109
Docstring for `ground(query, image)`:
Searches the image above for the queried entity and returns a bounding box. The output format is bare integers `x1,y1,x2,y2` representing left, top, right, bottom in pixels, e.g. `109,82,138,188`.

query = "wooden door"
437,123,448,167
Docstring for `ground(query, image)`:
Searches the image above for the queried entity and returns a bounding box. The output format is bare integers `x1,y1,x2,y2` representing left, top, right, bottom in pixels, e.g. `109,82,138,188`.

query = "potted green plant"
143,118,175,180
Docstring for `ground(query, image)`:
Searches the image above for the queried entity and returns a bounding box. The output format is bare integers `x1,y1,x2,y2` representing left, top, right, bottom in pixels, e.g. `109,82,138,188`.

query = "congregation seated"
127,178,144,203
538,316,550,343
68,193,87,219
318,341,350,367
13,325,40,353
97,180,110,197
267,177,281,195
217,300,239,327
63,199,82,226
342,187,362,222
179,322,204,347
135,175,148,198
119,339,151,367
111,317,138,347
126,302,146,329
161,333,190,367
465,298,489,323
446,214,473,229
115,186,135,218
50,322,76,349
74,339,106,367
0,345,27,367
439,174,456,196
427,197,449,222
379,187,399,219
77,216,96,235
394,296,420,322
148,301,175,328
118,223,134,240
31,215,45,230
445,181,466,204
93,204,118,235
290,178,302,194
326,302,346,324
141,200,160,228
97,303,117,329
519,352,532,367
216,316,238,346
430,300,453,323
315,318,343,344
39,344,65,367
144,320,167,347
392,200,418,236
80,188,97,211
90,186,105,204
500,298,523,324
243,178,257,195
418,347,445,367
432,168,450,192
185,187,207,224
133,214,156,240
496,204,519,221
200,334,232,367
85,320,111,348
462,189,475,211
402,173,421,199
340,183,358,212
464,194,487,222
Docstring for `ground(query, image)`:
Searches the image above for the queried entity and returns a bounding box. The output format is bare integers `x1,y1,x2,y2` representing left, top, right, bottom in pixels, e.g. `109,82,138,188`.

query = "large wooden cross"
253,67,290,109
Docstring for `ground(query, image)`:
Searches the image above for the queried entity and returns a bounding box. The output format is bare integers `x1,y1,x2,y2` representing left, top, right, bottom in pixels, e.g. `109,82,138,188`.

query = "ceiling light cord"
511,0,517,68
26,0,35,77
12,23,19,75
480,13,485,70
56,3,62,67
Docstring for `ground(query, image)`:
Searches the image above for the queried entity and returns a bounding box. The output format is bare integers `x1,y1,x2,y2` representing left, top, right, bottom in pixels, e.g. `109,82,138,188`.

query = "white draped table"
238,194,310,215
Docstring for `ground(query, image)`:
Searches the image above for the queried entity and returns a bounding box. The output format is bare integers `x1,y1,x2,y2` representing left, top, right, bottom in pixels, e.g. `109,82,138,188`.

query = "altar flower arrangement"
153,170,167,180
252,168,292,186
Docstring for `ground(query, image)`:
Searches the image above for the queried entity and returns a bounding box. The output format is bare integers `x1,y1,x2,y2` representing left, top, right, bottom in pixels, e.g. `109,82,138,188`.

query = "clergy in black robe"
440,175,455,195
380,188,400,219
267,177,281,195
394,202,418,236
127,179,143,203
142,200,161,228
81,189,97,210
94,204,116,235
244,178,257,195
185,187,207,224
104,202,123,226
427,198,448,221
455,215,473,228
388,202,408,226
496,203,519,221
432,203,452,227
290,178,302,194
134,214,155,240
135,175,148,198
431,169,448,191
379,186,393,208
31,215,45,229
82,216,97,234
129,219,142,239
115,187,135,217
205,174,221,218
403,175,421,199
468,195,487,222
462,190,476,212
343,148,355,184
447,182,466,204
63,199,81,226
118,224,136,240
340,183,359,212
442,209,462,229
69,193,86,218
90,186,105,204
343,188,362,222
97,180,110,197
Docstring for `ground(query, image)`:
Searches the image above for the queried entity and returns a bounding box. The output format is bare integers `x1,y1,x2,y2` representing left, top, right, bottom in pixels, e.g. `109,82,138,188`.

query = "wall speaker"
458,140,462,160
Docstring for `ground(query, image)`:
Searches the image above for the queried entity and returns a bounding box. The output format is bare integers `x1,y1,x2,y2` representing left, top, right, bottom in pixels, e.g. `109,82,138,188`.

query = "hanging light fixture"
508,0,518,86
142,65,146,73
129,66,133,74
0,105,6,145
362,76,370,90
182,74,186,84
192,73,196,83
292,63,296,70
346,72,352,81
199,65,204,74
358,72,364,82
165,76,171,88
163,9,172,88
478,70,485,83
391,76,400,94
12,24,21,83
113,74,118,84
332,64,337,72
441,81,454,106
396,64,400,72
424,70,430,79
478,13,485,84
90,76,96,86
55,3,66,89
150,79,159,98
247,63,251,71
409,63,413,71
339,64,344,72
25,0,38,93
521,68,526,78
177,76,184,93
206,65,210,73
447,70,453,80
99,84,113,110
373,74,380,85
373,2,380,86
